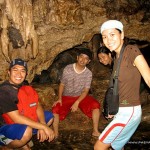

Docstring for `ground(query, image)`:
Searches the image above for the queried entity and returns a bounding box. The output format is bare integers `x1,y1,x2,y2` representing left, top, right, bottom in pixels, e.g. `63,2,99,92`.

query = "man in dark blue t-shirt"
0,58,54,150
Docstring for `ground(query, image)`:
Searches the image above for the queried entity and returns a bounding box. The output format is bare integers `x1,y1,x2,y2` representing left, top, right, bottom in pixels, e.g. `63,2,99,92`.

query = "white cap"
100,20,123,34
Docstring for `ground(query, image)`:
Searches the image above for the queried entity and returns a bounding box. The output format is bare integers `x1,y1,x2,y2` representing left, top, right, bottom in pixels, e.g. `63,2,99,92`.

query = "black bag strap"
113,44,126,95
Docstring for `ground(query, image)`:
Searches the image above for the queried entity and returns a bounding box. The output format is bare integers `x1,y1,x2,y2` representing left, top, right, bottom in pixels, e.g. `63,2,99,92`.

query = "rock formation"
0,0,149,82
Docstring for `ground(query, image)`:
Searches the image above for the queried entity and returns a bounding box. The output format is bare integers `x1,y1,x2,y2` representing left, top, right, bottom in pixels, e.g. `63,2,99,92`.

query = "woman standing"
94,20,150,150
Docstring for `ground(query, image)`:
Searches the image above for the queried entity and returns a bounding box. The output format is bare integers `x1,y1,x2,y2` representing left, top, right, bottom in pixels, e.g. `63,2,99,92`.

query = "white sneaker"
28,140,34,148
0,135,13,145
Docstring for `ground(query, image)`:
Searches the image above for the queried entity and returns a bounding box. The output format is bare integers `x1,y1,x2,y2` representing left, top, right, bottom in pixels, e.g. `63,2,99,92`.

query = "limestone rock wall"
0,0,150,83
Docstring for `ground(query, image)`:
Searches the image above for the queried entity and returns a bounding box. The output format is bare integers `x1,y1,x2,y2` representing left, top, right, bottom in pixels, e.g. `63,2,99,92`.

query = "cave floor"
31,121,150,150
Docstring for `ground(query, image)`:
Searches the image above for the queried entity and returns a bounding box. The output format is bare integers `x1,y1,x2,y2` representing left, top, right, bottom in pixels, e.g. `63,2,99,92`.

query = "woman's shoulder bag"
103,44,126,118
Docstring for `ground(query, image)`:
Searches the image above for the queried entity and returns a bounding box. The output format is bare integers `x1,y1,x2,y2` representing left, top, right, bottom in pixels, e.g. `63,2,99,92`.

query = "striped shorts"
99,105,142,150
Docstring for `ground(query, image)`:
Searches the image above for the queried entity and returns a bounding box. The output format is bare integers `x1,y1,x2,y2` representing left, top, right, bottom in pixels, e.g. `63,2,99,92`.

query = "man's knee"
92,101,101,110
21,126,32,142
47,118,54,126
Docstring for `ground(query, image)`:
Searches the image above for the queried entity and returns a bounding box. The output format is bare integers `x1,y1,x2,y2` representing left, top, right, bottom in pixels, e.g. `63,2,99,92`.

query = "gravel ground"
31,122,150,150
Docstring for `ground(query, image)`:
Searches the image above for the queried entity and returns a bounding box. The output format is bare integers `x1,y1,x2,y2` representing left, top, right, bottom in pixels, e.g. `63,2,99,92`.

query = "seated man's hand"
71,100,79,112
43,126,55,142
37,129,47,142
52,99,62,107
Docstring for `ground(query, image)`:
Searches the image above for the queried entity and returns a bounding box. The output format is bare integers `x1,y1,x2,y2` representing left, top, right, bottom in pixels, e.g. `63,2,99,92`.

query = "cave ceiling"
0,0,150,82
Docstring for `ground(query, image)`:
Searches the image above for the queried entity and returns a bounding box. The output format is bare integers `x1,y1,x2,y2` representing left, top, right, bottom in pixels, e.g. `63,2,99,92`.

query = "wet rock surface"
31,121,150,150
0,0,150,83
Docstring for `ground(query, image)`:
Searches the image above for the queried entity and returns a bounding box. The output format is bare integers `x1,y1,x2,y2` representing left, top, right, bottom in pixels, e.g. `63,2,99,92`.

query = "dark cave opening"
32,35,150,85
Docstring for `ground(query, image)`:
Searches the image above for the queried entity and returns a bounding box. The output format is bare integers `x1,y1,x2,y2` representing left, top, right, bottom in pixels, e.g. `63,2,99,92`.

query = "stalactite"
1,12,10,62
0,0,38,62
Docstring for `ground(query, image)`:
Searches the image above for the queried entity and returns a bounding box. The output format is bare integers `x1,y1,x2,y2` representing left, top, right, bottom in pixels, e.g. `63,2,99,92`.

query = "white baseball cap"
100,20,123,34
